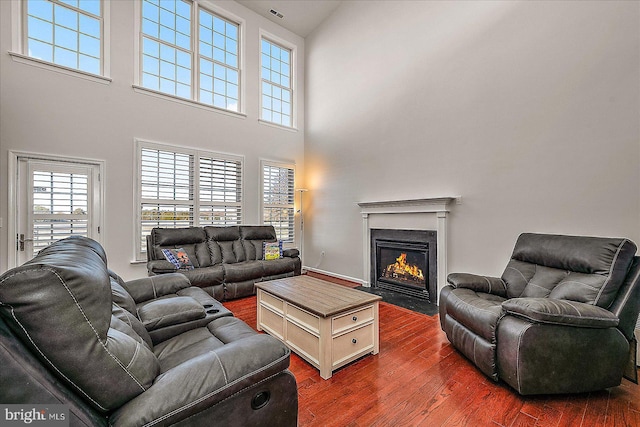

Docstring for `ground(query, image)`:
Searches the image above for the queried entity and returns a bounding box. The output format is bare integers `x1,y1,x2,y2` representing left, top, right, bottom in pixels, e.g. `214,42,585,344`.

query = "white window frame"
133,0,246,118
9,0,111,84
134,139,244,261
260,159,296,246
259,30,296,130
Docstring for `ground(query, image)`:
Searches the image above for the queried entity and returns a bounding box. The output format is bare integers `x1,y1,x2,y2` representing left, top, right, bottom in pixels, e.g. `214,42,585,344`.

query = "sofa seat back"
240,225,278,260
205,226,245,264
501,233,637,307
150,227,210,267
0,236,160,412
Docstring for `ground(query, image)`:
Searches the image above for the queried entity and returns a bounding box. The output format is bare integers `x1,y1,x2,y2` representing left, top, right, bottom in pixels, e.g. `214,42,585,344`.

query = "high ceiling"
236,0,342,37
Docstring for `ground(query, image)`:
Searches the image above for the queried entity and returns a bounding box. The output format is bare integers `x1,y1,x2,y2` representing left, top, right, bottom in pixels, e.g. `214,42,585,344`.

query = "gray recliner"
439,233,640,395
0,236,298,426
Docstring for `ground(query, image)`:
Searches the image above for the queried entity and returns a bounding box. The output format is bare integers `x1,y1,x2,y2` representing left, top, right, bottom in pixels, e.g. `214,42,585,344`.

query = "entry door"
15,157,102,266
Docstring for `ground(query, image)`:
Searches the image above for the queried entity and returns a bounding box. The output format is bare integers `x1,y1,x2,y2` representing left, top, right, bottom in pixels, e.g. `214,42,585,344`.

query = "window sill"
9,52,112,85
132,85,247,119
258,119,298,133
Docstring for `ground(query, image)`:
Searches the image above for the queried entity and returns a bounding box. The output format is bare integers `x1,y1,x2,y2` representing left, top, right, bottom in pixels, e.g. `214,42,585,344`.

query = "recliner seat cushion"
0,237,160,412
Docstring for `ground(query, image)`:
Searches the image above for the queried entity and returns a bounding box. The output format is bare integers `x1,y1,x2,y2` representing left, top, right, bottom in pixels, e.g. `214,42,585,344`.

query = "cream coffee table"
256,276,382,379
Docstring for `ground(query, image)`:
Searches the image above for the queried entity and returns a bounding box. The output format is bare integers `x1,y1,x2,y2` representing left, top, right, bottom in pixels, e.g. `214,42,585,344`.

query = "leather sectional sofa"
440,233,640,395
146,225,301,301
0,236,298,426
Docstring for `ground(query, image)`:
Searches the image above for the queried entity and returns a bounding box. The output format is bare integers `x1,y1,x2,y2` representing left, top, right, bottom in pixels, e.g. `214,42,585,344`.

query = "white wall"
0,0,305,280
304,1,640,284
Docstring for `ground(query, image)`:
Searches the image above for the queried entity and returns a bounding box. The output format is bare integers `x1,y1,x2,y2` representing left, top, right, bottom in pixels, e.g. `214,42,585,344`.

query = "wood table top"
256,275,382,318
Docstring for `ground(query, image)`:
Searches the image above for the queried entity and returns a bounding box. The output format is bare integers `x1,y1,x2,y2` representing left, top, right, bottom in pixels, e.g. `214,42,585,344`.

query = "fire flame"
386,253,424,281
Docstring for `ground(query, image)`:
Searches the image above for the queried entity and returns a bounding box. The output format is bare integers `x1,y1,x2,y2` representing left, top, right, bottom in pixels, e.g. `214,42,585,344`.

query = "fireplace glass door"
376,241,428,291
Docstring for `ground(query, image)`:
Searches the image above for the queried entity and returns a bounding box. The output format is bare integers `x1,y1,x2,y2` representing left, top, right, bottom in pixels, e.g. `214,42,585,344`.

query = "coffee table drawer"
287,305,320,333
286,321,320,365
261,292,284,312
332,305,374,334
259,305,284,340
332,323,374,366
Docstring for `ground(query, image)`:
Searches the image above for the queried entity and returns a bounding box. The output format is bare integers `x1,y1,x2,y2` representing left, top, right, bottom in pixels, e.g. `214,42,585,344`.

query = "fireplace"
371,229,437,301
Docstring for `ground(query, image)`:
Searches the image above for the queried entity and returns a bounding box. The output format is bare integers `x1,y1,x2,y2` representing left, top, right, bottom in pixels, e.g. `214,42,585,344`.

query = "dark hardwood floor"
224,286,640,427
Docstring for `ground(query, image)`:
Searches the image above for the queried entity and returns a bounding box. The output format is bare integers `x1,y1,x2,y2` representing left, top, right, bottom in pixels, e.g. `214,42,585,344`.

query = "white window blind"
198,157,242,225
137,141,243,259
32,170,89,251
262,162,294,243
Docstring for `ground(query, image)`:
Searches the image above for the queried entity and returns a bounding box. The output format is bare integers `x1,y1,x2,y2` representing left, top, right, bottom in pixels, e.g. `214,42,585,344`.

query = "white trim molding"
357,197,460,301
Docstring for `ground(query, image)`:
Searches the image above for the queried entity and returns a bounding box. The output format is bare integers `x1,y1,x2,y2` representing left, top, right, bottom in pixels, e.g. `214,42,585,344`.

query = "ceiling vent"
269,8,284,19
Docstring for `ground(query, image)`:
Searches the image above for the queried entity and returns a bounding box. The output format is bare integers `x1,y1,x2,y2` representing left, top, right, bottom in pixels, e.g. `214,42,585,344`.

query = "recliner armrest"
123,273,192,303
447,273,507,297
147,259,178,275
502,297,619,328
283,248,299,258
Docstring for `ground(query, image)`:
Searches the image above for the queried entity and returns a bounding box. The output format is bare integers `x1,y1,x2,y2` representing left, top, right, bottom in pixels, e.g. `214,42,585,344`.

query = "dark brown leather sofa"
0,236,298,426
439,233,640,395
146,225,301,301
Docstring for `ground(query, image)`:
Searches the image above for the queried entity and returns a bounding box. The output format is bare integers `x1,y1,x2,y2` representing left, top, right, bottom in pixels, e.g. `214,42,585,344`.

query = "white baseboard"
303,266,368,287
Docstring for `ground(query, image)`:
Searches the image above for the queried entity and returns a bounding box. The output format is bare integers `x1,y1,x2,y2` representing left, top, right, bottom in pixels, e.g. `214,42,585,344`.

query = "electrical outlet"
321,251,325,256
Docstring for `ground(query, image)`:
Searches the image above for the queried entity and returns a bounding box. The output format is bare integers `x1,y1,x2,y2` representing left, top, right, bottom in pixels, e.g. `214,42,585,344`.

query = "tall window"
261,38,292,127
24,0,103,75
137,140,243,259
261,161,295,243
140,0,241,112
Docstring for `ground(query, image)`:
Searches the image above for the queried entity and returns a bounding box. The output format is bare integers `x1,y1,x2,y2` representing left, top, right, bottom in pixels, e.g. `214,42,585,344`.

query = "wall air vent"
269,9,284,19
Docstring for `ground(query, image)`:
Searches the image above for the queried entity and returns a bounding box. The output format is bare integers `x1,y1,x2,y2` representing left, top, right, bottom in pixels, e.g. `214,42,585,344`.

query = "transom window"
136,140,243,259
24,0,103,75
140,0,241,112
261,38,292,127
261,161,295,243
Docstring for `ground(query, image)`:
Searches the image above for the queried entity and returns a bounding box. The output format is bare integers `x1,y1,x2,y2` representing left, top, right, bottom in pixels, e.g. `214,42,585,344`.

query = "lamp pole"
296,189,308,269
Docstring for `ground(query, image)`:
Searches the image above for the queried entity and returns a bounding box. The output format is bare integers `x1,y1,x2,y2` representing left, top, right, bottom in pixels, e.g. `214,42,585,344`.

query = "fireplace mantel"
357,197,459,303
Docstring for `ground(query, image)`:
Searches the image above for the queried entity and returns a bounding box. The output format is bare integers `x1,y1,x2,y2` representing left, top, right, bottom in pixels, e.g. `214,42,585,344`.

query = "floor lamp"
296,189,308,269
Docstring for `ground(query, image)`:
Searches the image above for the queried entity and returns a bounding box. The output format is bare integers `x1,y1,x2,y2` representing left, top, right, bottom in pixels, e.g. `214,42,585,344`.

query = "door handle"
18,234,33,251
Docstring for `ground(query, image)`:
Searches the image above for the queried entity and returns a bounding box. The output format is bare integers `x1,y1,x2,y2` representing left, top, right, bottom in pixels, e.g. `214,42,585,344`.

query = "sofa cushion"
0,236,160,412
261,258,296,277
179,266,225,289
112,304,154,348
111,279,137,314
151,227,209,268
224,261,264,283
504,233,637,307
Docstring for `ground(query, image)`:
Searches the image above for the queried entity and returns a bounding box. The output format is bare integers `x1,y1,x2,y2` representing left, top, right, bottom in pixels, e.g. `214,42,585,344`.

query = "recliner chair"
439,233,640,395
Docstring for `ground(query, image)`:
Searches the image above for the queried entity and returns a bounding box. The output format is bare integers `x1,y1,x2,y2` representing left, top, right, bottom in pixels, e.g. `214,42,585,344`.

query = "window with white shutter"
261,160,295,243
136,140,243,260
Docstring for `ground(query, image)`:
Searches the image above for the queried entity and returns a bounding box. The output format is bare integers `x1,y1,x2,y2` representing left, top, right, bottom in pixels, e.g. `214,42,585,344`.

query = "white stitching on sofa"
210,350,228,384
3,267,148,392
142,352,290,426
505,266,529,286
0,298,107,411
127,342,141,369
515,322,533,392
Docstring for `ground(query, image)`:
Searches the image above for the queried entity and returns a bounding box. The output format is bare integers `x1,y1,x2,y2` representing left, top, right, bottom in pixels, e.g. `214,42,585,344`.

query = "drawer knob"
352,316,358,321
352,338,357,344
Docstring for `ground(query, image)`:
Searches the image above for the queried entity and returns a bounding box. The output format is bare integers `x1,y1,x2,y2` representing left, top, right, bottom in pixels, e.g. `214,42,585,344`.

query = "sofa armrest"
502,298,619,328
109,333,290,426
283,248,299,258
147,259,178,275
123,273,192,303
447,273,507,297
137,296,206,331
